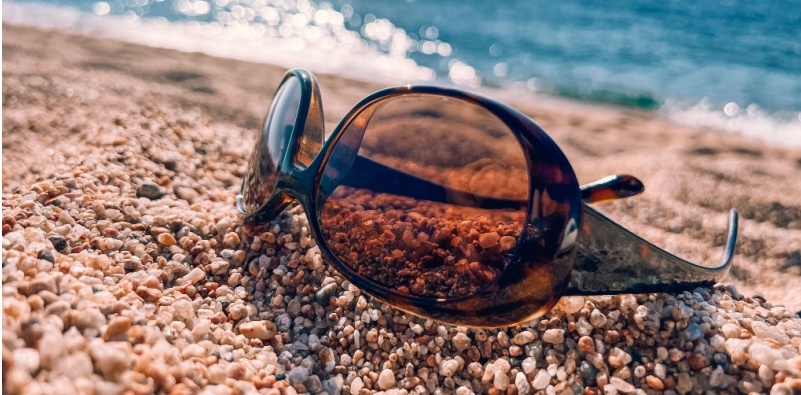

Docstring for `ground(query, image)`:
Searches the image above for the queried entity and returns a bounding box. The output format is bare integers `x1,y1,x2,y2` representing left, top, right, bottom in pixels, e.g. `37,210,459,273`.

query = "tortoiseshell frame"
237,69,738,327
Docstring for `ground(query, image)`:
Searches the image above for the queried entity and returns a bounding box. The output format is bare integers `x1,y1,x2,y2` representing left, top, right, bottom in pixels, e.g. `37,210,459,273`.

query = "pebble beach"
3,24,801,395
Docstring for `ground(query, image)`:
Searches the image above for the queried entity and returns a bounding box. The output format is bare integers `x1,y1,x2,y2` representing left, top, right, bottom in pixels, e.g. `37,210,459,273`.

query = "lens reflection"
241,76,302,214
319,95,530,299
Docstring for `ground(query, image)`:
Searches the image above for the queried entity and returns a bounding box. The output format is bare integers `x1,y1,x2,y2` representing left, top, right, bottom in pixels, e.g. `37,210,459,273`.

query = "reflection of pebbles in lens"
321,189,524,298
319,94,530,299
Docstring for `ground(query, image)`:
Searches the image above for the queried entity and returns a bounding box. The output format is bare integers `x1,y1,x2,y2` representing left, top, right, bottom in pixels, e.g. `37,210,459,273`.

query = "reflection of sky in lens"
4,0,800,145
266,76,302,167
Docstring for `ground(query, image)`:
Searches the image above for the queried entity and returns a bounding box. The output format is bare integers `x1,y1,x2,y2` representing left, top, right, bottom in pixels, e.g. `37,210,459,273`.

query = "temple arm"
564,205,738,295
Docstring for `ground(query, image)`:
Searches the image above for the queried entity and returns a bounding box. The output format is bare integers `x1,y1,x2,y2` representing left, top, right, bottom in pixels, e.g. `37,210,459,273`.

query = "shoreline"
4,2,801,149
3,24,801,394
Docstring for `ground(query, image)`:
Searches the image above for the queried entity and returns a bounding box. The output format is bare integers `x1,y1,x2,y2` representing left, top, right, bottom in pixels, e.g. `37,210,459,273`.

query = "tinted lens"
241,76,302,213
319,94,530,299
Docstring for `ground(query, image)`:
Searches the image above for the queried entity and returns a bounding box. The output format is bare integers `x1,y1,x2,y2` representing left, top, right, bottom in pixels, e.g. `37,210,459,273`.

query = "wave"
660,99,801,147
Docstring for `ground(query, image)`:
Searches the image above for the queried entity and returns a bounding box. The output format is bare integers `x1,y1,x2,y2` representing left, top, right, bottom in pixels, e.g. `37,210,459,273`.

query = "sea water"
4,0,800,145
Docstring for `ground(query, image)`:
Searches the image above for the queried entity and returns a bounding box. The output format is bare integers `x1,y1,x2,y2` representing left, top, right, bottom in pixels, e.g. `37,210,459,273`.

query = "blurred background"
4,0,801,145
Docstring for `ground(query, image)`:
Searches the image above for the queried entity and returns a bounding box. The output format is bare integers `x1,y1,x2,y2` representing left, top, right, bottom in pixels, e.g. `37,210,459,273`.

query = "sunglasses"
237,69,739,327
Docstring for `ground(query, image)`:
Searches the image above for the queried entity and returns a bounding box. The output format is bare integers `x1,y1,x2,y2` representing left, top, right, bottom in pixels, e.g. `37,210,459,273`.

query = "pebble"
607,348,631,369
222,232,241,249
721,323,741,339
48,235,68,251
452,332,471,351
749,342,783,368
135,183,165,199
724,338,750,365
157,232,177,246
668,348,684,362
103,316,131,341
179,267,205,284
512,331,536,345
681,323,704,342
559,296,585,314
653,364,666,379
287,367,309,385
239,320,277,340
752,321,790,345
656,347,668,361
541,329,564,344
645,375,664,390
497,331,510,347
377,369,395,390
676,372,693,394
315,283,337,305
456,386,474,395
578,336,595,353
493,369,510,390
440,359,460,377
478,232,500,249
590,309,607,327
499,235,516,251
633,305,660,335
610,377,635,394
350,377,364,395
709,366,726,387
515,372,531,395
521,357,537,375
482,363,498,382
532,369,551,390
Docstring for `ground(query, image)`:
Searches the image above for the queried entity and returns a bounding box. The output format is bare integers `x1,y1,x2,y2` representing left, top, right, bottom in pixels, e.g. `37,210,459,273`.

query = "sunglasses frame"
238,69,738,327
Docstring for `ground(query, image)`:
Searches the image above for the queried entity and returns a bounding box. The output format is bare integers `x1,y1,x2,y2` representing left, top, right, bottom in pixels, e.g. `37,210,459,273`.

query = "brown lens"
318,94,530,299
240,76,302,214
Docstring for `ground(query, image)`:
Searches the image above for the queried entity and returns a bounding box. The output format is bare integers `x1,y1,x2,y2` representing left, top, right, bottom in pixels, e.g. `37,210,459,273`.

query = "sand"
3,24,801,394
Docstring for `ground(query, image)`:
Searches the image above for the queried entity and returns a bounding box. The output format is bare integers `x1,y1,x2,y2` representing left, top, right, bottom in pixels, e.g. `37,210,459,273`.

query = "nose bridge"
276,158,320,217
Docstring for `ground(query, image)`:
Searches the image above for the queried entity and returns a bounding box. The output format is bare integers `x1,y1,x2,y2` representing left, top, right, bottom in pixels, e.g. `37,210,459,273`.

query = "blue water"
4,0,801,144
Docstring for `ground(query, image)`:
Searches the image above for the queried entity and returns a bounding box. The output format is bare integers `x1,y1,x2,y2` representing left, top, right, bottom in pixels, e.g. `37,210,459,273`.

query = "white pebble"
493,370,509,391
12,348,40,374
494,358,511,373
515,372,531,395
455,386,475,395
179,267,205,285
440,359,460,377
721,323,740,339
239,320,277,340
590,309,607,328
512,331,536,345
482,363,498,383
541,329,564,344
522,357,537,374
654,363,666,379
748,342,783,369
532,369,550,390
377,369,395,390
452,332,471,351
350,377,363,395
610,377,635,394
